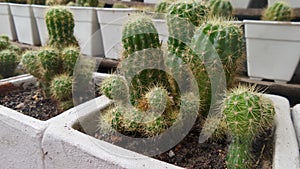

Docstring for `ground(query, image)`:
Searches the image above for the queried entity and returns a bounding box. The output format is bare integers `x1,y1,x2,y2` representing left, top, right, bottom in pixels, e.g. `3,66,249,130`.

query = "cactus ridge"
208,0,233,17
262,1,294,21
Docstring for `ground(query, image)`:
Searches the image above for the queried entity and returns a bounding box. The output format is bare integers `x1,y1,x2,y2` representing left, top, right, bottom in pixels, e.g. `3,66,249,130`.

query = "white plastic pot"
144,0,161,4
96,8,138,59
9,3,40,46
70,6,104,57
32,4,49,46
0,3,17,41
244,20,300,83
229,0,250,9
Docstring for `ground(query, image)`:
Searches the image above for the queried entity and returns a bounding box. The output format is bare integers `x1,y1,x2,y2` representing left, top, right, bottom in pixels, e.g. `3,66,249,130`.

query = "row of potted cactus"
0,0,300,168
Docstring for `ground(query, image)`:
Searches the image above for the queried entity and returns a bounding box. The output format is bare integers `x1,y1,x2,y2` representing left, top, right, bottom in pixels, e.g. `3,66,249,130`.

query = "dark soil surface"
0,84,61,121
94,122,273,169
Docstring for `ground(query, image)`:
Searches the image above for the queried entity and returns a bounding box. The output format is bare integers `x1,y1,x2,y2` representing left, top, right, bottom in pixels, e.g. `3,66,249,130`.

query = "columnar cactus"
190,18,244,111
45,6,78,49
0,49,18,78
50,74,73,109
208,0,233,17
262,1,294,21
166,1,209,57
221,85,275,168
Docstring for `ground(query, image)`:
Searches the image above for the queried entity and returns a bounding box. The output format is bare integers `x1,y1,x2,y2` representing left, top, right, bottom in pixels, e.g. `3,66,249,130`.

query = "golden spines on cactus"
262,1,294,21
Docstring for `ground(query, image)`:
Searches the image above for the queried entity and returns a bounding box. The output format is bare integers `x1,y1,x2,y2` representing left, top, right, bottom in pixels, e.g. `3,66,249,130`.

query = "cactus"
100,75,129,104
155,0,174,13
122,14,161,58
0,36,9,50
0,49,19,78
166,1,209,57
50,74,73,101
46,0,70,5
262,1,294,21
221,85,275,168
190,17,244,112
208,0,233,17
45,6,78,49
21,50,42,79
38,47,60,82
50,74,73,110
121,14,170,105
61,46,80,75
144,86,170,113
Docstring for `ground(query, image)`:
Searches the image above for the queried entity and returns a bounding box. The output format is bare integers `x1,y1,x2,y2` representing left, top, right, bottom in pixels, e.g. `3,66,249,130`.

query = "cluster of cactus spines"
189,17,244,112
75,0,98,7
144,86,170,113
262,1,294,21
208,0,233,17
166,1,209,57
155,0,175,13
221,85,275,168
0,49,18,78
45,6,78,49
61,46,80,75
0,35,21,78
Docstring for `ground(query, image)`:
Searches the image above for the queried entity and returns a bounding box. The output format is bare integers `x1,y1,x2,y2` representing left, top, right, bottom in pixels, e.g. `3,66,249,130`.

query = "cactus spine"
221,85,275,168
262,1,294,21
45,6,78,49
208,0,233,17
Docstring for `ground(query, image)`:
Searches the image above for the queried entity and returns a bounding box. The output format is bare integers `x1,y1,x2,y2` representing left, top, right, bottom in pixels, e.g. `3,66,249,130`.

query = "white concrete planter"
0,74,45,169
268,0,300,8
0,3,17,41
41,93,299,169
96,8,139,59
229,0,250,9
32,5,49,46
292,104,300,150
70,6,104,57
9,3,40,46
0,73,109,168
244,20,300,83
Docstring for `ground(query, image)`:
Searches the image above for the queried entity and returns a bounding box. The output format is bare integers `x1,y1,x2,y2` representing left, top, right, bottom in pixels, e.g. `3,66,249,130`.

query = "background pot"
0,3,17,41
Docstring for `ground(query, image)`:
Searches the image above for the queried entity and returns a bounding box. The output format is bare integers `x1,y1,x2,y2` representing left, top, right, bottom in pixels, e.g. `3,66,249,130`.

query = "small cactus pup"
221,85,275,168
61,46,80,75
190,17,244,112
50,74,73,110
21,50,42,79
166,1,209,57
0,49,19,78
208,0,233,17
262,1,294,21
0,35,9,50
45,6,79,49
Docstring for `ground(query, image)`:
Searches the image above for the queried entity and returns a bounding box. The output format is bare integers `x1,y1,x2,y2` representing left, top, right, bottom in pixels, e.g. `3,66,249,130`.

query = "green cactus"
155,0,174,13
190,17,244,112
38,47,60,81
50,74,73,101
61,46,80,75
166,1,209,57
221,85,275,168
100,75,129,104
208,0,233,17
88,0,98,7
262,1,294,21
45,6,78,49
122,14,161,58
0,49,19,78
21,50,42,79
46,0,70,5
0,36,9,50
121,14,170,105
144,86,170,113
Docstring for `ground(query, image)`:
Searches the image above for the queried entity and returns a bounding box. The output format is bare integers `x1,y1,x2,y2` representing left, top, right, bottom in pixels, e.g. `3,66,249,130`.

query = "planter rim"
243,19,300,26
8,3,31,7
95,7,138,12
69,6,95,10
31,4,49,8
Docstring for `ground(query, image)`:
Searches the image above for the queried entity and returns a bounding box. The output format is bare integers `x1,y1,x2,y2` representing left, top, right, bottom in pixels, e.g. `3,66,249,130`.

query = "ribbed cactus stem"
0,49,18,78
61,46,80,75
262,1,294,21
208,0,233,17
45,6,78,49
